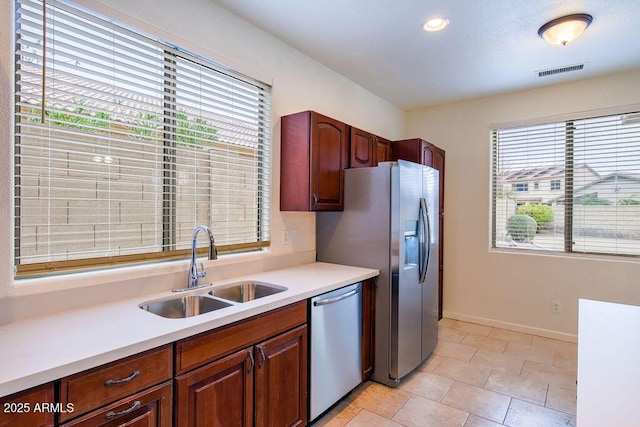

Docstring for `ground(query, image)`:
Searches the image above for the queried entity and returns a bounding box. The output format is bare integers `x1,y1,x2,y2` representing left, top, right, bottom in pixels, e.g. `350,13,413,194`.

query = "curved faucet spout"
188,225,217,289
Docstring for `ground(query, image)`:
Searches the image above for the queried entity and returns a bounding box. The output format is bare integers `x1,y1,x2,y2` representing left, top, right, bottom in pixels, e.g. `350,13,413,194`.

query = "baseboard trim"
442,311,578,343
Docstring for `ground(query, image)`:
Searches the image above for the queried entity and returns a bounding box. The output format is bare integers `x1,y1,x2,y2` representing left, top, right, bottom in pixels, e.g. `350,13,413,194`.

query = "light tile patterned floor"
313,319,577,427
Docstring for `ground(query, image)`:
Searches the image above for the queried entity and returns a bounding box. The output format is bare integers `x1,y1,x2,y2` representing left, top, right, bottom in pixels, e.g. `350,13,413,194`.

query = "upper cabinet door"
420,141,435,167
280,111,348,211
375,136,392,164
349,127,376,168
311,114,349,210
392,138,436,167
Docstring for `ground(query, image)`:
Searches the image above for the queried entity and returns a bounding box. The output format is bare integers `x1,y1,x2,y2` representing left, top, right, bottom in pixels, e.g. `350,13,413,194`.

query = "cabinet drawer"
59,345,172,422
60,381,172,427
176,301,307,374
0,383,55,427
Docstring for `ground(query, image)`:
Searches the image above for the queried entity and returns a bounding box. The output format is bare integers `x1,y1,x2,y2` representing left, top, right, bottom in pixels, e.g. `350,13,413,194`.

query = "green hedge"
518,204,554,229
506,214,537,242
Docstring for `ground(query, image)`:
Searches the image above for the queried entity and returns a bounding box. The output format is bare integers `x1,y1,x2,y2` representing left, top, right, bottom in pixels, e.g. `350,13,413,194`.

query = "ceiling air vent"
537,63,584,77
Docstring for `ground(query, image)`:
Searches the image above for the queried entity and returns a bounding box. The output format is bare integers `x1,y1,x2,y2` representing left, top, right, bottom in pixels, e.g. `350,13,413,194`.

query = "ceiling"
212,0,640,111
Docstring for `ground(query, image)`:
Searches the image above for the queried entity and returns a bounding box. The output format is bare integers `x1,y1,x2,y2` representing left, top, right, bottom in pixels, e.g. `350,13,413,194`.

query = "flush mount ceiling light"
423,17,449,32
538,13,593,46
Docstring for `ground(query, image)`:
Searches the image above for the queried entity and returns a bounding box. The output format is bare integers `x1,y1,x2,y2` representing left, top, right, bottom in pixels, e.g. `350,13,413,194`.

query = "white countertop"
0,262,378,398
577,299,640,426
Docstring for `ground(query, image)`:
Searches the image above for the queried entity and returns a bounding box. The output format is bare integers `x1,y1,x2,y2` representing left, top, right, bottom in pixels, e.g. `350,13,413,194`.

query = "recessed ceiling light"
423,17,449,32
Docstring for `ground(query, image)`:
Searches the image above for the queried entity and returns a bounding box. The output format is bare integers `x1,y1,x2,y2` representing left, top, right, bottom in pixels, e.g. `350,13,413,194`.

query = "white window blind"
14,0,271,277
491,111,640,257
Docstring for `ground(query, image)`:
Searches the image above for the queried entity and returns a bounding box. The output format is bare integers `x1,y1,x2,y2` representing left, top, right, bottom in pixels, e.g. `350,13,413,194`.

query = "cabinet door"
350,127,375,168
391,138,428,165
175,348,253,427
0,383,54,427
61,382,171,427
375,136,392,164
420,141,435,167
361,278,376,380
254,325,308,427
310,113,348,210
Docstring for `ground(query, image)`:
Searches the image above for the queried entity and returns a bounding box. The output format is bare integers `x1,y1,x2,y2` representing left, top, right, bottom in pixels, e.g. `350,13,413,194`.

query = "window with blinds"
14,0,271,277
491,110,640,257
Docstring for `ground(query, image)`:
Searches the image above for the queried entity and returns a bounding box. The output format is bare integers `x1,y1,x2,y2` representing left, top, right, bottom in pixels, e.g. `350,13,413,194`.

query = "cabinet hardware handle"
247,349,255,373
257,346,266,369
104,401,141,420
104,370,140,387
312,193,318,208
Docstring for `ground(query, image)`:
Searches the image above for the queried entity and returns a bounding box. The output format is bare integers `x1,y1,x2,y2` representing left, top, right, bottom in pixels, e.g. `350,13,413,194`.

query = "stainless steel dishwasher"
310,282,362,421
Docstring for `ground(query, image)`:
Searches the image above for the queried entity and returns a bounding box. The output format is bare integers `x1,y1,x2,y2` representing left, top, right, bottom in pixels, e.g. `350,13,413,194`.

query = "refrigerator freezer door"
390,160,424,381
421,167,440,360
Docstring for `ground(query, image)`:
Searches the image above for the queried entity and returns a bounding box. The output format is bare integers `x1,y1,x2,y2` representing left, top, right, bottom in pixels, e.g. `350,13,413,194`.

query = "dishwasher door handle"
313,286,360,306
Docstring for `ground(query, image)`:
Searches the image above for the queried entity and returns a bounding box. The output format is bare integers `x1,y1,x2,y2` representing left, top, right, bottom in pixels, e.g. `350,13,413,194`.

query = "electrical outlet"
282,230,290,245
551,301,561,313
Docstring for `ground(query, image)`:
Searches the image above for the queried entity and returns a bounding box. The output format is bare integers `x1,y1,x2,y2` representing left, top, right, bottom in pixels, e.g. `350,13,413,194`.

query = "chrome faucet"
173,225,218,292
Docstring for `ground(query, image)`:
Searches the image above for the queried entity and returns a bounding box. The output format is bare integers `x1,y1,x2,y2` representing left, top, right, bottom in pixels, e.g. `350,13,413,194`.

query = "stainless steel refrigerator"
316,160,439,387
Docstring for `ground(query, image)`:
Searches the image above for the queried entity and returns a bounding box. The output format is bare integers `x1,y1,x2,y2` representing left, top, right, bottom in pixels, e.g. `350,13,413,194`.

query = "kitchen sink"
210,281,287,303
139,295,232,319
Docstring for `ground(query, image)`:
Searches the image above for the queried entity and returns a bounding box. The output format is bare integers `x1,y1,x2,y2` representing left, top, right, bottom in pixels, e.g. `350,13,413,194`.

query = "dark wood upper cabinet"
375,136,392,164
350,128,392,168
281,111,349,211
392,138,446,319
349,127,376,168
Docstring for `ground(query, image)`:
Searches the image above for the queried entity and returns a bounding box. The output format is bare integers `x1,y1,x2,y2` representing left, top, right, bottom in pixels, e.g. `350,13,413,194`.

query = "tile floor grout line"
501,396,514,425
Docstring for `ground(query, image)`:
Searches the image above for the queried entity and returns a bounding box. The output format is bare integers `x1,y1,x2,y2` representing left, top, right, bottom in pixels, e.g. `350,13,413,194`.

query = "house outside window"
491,110,640,256
14,0,271,277
513,183,529,192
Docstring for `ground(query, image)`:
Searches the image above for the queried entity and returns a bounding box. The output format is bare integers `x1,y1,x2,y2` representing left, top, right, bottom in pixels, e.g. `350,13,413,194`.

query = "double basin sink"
139,281,287,319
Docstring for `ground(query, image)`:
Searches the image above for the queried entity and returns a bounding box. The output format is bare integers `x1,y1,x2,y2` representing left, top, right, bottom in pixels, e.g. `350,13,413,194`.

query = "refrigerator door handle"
419,197,431,284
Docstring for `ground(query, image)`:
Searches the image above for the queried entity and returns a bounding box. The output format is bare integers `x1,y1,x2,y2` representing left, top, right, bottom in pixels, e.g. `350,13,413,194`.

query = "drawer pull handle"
247,349,255,373
104,401,141,420
104,370,140,387
257,346,266,369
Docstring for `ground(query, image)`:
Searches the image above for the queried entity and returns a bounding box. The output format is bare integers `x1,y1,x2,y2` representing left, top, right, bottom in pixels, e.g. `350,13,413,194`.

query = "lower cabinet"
174,349,253,426
254,325,307,427
0,383,55,427
59,345,173,424
361,278,376,380
60,382,172,427
175,328,308,427
174,301,308,427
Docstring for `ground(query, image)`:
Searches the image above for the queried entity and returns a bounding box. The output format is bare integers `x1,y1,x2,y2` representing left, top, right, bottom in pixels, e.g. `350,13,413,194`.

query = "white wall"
0,0,405,321
407,69,640,340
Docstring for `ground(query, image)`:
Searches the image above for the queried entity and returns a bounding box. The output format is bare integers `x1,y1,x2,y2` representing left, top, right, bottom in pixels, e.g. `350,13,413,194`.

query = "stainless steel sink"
139,295,232,319
210,281,287,303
